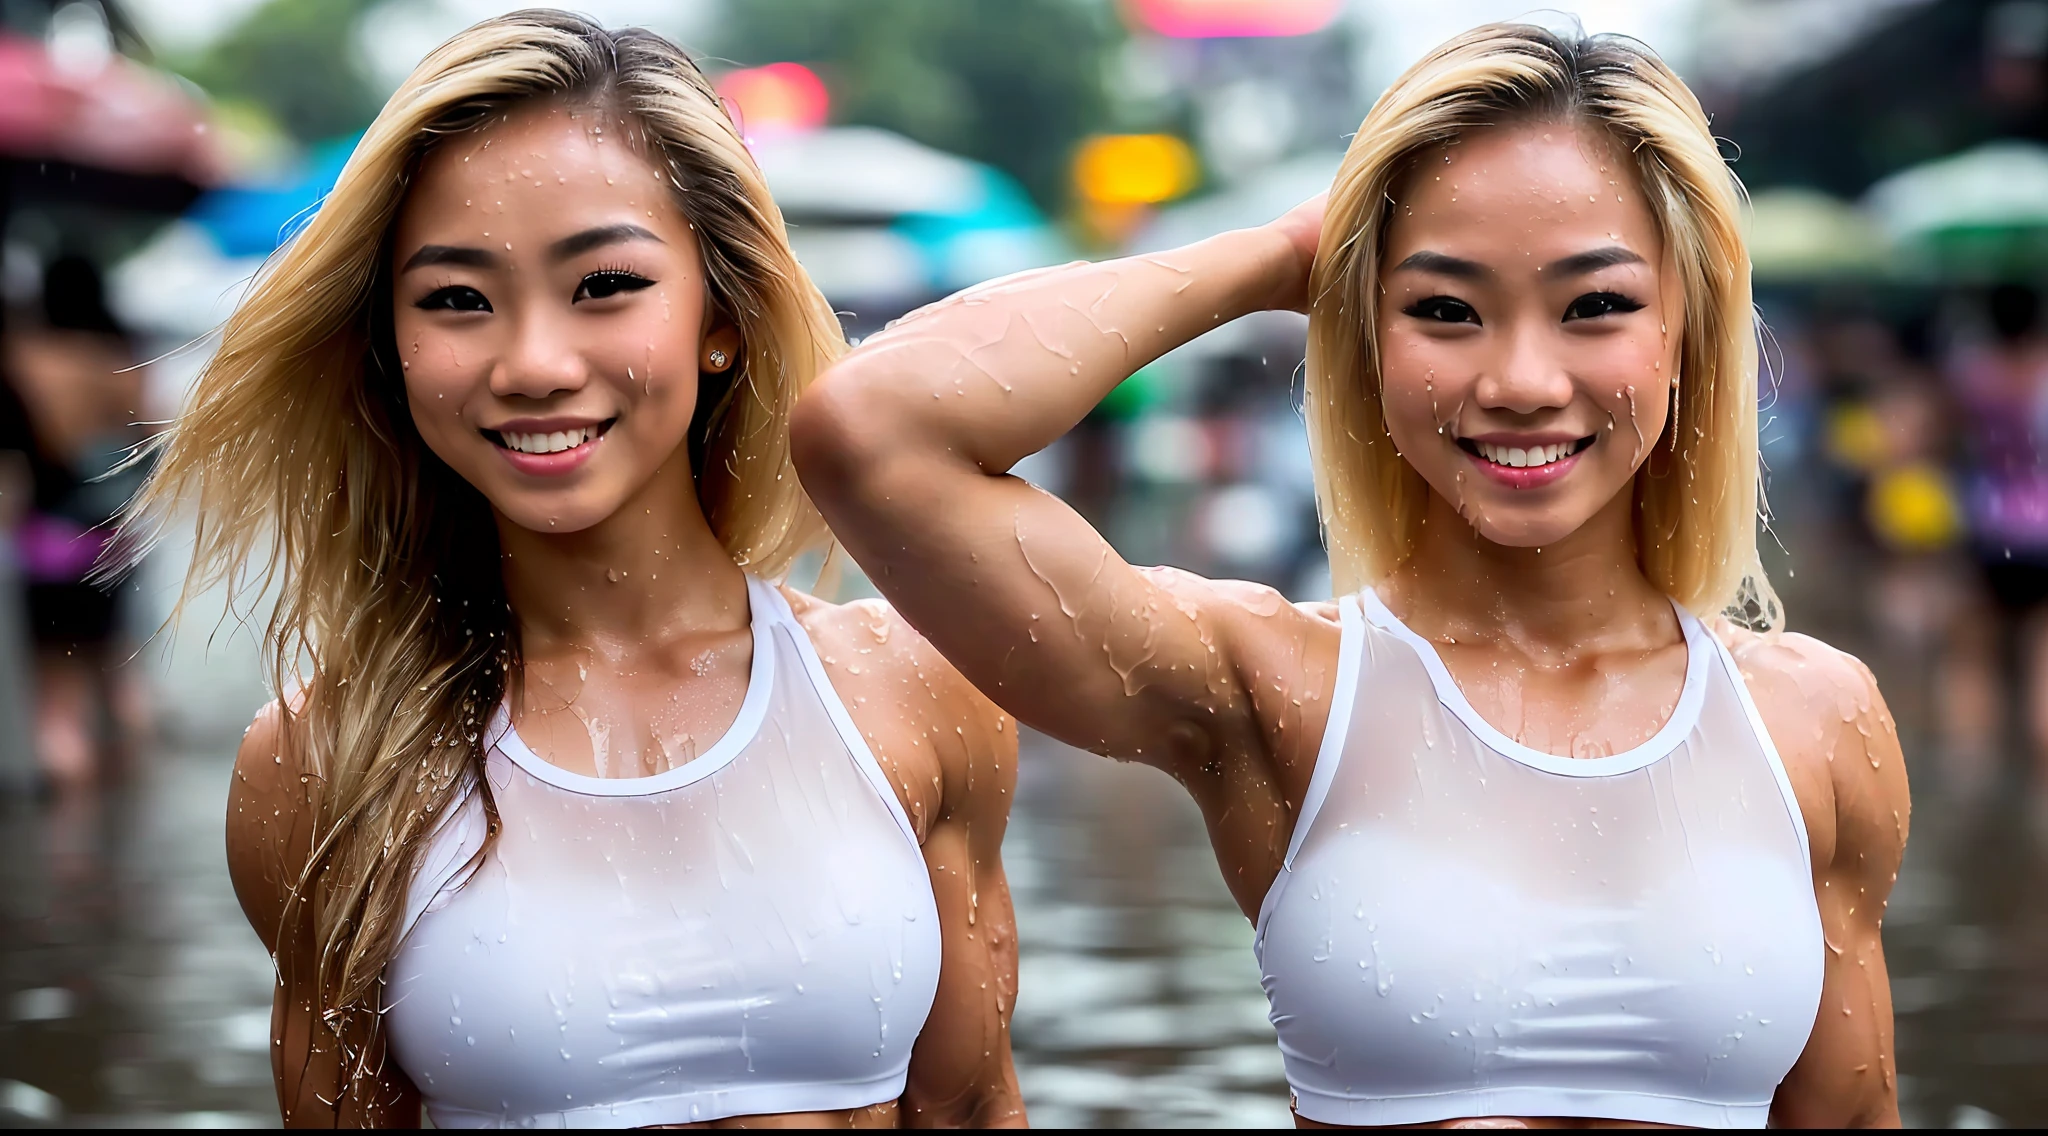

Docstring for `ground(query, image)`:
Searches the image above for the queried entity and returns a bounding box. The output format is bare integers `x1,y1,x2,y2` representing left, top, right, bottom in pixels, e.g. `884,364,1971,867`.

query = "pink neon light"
716,62,829,134
1126,0,1340,38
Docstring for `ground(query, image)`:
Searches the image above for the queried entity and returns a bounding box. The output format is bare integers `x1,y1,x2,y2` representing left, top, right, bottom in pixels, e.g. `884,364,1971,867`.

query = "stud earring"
707,349,729,371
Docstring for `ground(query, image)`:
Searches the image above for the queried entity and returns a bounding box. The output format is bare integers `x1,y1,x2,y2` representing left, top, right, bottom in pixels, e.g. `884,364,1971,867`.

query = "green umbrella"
1865,141,2048,279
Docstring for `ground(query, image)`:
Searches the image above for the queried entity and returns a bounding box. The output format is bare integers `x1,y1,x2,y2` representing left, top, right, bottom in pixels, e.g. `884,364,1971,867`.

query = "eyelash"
415,282,490,313
1404,296,1479,324
576,265,656,302
1564,291,1645,320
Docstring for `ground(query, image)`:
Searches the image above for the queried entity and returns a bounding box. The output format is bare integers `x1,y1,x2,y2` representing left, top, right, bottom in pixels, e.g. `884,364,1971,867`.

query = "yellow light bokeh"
1073,133,1198,206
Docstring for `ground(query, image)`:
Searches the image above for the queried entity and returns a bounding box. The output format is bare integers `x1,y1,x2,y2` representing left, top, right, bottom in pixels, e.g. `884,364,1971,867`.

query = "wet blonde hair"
1306,23,1777,626
120,9,842,1111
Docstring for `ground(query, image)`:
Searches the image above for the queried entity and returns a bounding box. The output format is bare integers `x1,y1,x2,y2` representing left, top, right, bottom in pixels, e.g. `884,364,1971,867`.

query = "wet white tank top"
383,577,941,1128
1255,591,1824,1128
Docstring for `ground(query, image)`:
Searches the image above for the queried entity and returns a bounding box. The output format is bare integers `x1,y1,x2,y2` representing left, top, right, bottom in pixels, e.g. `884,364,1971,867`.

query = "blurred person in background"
1809,316,1976,789
798,23,1908,1128
0,304,39,794
123,11,1021,1128
1,255,153,793
1946,282,2048,803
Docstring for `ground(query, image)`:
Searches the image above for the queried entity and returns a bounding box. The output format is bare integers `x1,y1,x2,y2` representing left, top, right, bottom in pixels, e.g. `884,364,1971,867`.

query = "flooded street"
0,707,2041,1126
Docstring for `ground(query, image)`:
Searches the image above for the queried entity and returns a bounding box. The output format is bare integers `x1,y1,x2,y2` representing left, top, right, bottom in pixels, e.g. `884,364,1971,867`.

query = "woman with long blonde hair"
129,10,1020,1127
796,23,1907,1129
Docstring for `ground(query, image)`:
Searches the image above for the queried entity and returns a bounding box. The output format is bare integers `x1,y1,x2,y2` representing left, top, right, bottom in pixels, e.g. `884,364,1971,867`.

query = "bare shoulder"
1133,563,1326,621
229,696,320,952
1130,564,1335,654
785,587,943,671
779,587,998,717
1712,623,1910,867
778,586,1016,837
1718,625,1885,728
1293,597,1342,625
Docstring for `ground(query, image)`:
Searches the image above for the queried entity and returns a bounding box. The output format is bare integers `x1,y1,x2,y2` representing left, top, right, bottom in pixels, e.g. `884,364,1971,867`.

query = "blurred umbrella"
0,32,224,213
753,126,990,222
186,134,356,257
752,126,1063,302
1744,188,1888,282
1865,141,2048,278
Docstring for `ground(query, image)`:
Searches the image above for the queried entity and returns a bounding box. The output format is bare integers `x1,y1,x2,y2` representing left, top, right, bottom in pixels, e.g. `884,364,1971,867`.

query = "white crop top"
382,577,942,1128
1255,591,1824,1128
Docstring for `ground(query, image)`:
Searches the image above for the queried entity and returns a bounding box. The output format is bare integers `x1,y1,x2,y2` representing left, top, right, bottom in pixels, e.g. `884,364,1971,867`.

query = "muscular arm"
790,210,1332,791
1737,635,1909,1128
229,704,420,1128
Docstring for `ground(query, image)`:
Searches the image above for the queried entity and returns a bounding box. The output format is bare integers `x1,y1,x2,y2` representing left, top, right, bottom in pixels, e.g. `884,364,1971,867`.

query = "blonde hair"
120,9,842,1110
1306,23,1777,627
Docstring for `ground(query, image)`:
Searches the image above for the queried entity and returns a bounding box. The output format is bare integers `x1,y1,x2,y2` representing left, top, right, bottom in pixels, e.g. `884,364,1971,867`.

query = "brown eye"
416,285,491,313
574,271,655,302
1563,291,1645,321
1404,295,1480,325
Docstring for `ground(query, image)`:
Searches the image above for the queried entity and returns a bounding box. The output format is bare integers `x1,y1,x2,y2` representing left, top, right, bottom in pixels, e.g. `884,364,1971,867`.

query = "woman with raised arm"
795,23,1907,1130
124,12,1020,1128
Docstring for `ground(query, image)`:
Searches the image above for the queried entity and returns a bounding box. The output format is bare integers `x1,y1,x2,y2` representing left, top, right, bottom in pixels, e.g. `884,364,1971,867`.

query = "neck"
1384,482,1671,651
496,454,748,648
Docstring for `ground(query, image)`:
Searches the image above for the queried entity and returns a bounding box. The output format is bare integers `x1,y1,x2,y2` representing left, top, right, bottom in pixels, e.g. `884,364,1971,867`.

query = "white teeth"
1475,440,1577,468
501,426,598,454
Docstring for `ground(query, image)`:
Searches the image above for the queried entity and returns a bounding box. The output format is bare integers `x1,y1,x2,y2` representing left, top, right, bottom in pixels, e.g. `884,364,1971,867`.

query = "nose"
1472,320,1573,415
489,305,587,400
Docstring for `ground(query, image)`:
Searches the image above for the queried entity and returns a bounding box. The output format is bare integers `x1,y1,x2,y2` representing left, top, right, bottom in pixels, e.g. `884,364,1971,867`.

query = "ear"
701,322,742,373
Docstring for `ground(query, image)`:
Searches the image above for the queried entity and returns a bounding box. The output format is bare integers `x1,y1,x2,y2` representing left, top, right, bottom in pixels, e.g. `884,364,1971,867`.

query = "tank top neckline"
1354,588,1710,779
488,576,780,798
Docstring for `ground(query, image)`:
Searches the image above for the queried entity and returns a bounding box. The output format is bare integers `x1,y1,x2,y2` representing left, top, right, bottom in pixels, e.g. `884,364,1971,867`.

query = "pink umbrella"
0,32,224,188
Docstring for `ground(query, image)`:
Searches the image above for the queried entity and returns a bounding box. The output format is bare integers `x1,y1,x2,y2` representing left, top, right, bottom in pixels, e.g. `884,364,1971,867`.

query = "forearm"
801,226,1298,480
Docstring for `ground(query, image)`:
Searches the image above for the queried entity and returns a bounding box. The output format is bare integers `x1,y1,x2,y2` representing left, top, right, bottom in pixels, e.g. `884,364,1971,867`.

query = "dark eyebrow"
401,244,497,272
549,223,663,261
1544,246,1645,276
1390,250,1489,279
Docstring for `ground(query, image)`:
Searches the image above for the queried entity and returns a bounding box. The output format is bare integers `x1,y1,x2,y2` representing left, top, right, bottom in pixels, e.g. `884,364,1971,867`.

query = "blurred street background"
1,0,2046,1126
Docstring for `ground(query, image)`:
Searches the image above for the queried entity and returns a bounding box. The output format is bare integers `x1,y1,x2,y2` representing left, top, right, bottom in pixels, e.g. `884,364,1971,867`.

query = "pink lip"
485,418,611,478
1462,440,1590,489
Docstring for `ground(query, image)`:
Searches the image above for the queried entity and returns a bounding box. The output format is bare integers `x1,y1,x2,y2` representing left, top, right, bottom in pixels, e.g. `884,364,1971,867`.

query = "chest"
1259,820,1823,1101
382,746,944,1117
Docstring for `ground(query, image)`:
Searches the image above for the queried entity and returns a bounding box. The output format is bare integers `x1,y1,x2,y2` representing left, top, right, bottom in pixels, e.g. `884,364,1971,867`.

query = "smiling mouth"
485,420,616,454
1456,435,1597,469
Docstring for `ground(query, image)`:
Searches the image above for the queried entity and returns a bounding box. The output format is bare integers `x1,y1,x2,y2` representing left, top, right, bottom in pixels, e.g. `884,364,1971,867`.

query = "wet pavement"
1,619,2044,1127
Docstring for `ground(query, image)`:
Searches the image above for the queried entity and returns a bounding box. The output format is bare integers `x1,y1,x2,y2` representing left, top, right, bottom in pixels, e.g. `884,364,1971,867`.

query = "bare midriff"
1298,1115,1689,1130
649,1101,900,1128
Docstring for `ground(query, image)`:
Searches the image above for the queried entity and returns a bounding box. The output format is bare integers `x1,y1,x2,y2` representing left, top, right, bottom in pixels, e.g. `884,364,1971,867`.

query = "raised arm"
229,704,420,1128
791,204,1335,793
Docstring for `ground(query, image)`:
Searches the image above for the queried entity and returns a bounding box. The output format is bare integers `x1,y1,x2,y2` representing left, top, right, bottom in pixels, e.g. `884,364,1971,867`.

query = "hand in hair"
1267,193,1327,313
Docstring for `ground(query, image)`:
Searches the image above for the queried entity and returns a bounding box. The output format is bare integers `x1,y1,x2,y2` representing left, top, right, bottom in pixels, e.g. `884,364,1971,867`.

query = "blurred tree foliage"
176,0,385,144
715,0,1123,212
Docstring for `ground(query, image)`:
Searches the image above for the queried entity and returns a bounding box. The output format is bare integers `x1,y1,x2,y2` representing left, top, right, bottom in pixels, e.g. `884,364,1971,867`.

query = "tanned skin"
225,100,1024,1128
791,121,1907,1128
